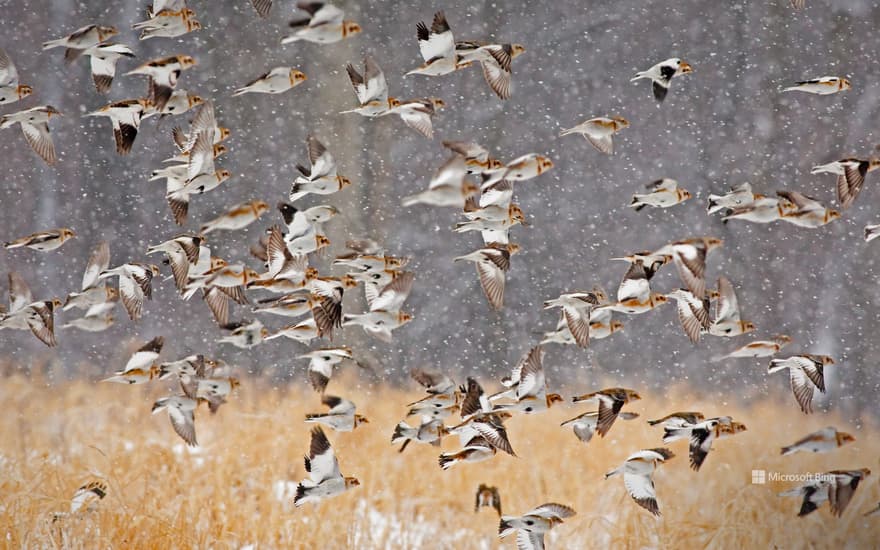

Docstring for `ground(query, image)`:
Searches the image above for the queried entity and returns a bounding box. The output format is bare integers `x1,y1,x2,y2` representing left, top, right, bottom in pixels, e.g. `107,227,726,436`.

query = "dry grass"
1,372,878,549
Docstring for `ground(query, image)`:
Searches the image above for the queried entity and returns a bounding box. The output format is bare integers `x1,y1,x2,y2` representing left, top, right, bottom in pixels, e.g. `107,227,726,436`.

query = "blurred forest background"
1,0,879,416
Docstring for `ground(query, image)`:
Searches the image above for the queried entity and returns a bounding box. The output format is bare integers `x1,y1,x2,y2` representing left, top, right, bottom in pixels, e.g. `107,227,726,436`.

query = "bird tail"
280,34,302,45
41,38,67,50
498,518,515,538
391,421,412,444
604,466,622,479
400,193,423,207
782,86,799,93
438,454,456,470
631,71,648,82
630,197,646,211
663,426,689,443
3,239,24,249
231,87,249,97
780,445,795,456
558,127,576,137
767,360,787,374
646,419,663,426
293,484,309,507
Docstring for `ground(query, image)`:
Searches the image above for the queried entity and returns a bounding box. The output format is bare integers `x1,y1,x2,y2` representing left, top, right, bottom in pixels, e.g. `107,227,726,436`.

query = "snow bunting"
290,134,352,202
342,56,395,117
707,276,755,336
402,154,478,208
490,346,564,414
392,417,447,452
779,469,870,517
769,354,835,414
200,200,269,234
571,387,641,437
81,43,135,94
561,410,639,444
707,182,756,214
631,178,691,210
101,365,159,384
5,228,75,251
475,484,502,516
646,411,705,427
232,67,306,96
0,48,33,105
218,319,269,349
543,291,604,348
454,243,520,310
121,335,164,373
654,237,723,299
498,503,576,549
439,416,515,469
132,8,200,41
294,427,359,506
631,57,692,102
666,288,710,344
443,140,503,174
282,1,361,45
305,395,368,432
388,97,445,138
685,419,747,471
712,334,791,361
811,158,880,210
342,310,413,342
0,286,62,347
482,153,554,188
42,24,118,62
776,190,841,227
62,241,115,310
152,395,198,446
559,116,629,154
406,11,471,77
721,195,792,224
783,76,850,95
126,55,197,111
866,224,880,242
97,263,160,321
781,426,855,456
456,42,525,99
605,449,674,516
0,105,63,164
85,98,149,155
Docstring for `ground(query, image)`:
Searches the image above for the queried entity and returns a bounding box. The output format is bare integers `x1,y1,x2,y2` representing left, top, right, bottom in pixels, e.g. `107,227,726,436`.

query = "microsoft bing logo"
751,470,766,484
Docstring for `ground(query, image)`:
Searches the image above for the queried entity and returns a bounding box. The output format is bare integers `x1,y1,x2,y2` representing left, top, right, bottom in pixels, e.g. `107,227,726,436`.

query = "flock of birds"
1,0,878,545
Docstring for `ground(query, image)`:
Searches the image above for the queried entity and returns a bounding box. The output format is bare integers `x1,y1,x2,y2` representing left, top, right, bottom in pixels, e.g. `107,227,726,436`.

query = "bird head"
509,204,528,225
651,293,669,305
837,432,855,445
188,95,204,108
17,85,33,99
289,69,308,86
188,20,202,31
729,422,748,435
244,268,261,282
612,115,630,129
354,415,369,426
625,389,642,402
506,243,522,255
840,78,852,91
148,265,161,276
229,377,241,390
98,26,119,41
537,155,554,172
106,286,120,300
741,321,757,334
826,210,842,223
487,158,504,170
316,235,332,250
820,355,836,366
61,228,77,240
341,275,359,288
178,55,198,69
681,189,693,200
510,44,527,58
217,169,232,181
343,21,362,37
260,327,271,339
253,200,270,214
211,257,228,270
773,334,792,345
398,312,414,325
704,237,724,251
462,180,480,197
547,393,565,407
337,175,353,188
344,477,360,488
611,320,625,332
218,127,233,141
45,105,63,118
429,98,446,110
677,60,693,74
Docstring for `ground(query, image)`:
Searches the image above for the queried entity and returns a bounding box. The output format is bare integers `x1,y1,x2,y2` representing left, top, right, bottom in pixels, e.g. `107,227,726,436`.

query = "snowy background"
1,0,879,416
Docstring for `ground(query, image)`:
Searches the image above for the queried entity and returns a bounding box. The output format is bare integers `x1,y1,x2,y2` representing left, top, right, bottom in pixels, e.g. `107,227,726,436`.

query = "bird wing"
82,241,110,290
306,427,341,483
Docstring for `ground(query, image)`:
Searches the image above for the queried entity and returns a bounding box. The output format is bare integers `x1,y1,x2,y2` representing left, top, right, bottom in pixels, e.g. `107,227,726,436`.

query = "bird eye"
525,520,534,525
322,356,331,361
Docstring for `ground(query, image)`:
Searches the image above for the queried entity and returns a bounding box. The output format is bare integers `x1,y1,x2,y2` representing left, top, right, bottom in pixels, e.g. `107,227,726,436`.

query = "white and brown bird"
388,97,445,139
631,57,692,102
290,135,352,202
561,410,639,444
0,274,62,347
666,288,710,344
543,290,604,348
605,448,674,516
560,116,629,154
456,42,526,99
654,237,723,300
0,48,33,105
0,105,63,164
200,200,269,235
42,24,118,62
406,11,471,77
769,354,835,414
85,99,149,155
571,387,641,437
5,228,75,252
152,394,198,446
282,1,361,44
342,56,396,117
490,346,564,414
498,503,576,549
781,426,855,456
294,427,360,506
707,182,757,214
81,43,135,94
402,154,478,208
776,190,841,227
305,395,368,432
126,55,197,111
98,263,160,321
454,243,520,310
475,484,502,516
811,158,880,210
232,67,307,96
712,334,792,361
631,178,691,210
780,469,870,517
707,276,755,337
783,76,851,95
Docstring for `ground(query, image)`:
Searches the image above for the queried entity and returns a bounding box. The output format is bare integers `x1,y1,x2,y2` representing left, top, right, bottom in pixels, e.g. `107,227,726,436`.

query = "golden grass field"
1,371,878,549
